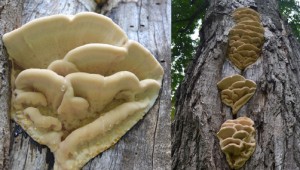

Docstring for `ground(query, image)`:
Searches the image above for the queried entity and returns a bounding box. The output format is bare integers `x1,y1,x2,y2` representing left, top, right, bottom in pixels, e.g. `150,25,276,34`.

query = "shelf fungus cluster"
4,12,164,170
217,74,256,114
228,7,264,70
216,7,262,169
217,117,256,169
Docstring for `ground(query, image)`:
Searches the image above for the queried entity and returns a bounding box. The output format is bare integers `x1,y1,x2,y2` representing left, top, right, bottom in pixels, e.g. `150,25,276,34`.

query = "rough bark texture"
0,0,171,169
0,1,23,169
172,0,300,170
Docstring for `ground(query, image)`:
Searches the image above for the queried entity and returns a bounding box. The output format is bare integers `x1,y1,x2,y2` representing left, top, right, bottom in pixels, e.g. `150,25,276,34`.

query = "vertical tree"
0,0,171,169
172,0,300,169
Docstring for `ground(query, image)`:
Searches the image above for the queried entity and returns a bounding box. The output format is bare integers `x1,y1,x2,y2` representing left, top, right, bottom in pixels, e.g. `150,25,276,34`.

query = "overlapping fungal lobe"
4,12,164,170
228,7,264,70
217,74,256,114
217,117,256,169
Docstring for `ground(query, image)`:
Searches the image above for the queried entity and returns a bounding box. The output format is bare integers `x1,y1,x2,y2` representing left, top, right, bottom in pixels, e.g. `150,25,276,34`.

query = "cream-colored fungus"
4,12,164,170
217,74,256,114
217,117,256,169
228,8,265,70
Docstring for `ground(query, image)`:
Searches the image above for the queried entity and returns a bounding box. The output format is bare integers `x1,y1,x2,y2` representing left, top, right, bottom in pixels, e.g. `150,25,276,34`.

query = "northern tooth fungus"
228,8,264,70
217,117,256,169
4,12,164,170
217,74,256,114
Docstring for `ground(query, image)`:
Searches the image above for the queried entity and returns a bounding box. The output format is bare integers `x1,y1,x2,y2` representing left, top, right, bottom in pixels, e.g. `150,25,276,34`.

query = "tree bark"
0,1,23,169
172,0,300,170
0,0,170,169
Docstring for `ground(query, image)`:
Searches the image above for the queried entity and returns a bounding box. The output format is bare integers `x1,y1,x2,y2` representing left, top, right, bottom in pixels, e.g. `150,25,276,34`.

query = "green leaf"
278,0,300,40
171,0,208,118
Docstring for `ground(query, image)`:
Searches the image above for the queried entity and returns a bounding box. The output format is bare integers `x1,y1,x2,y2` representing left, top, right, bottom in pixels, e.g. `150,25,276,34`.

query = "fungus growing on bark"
4,12,164,170
227,7,264,70
217,74,256,114
217,117,256,169
3,12,128,69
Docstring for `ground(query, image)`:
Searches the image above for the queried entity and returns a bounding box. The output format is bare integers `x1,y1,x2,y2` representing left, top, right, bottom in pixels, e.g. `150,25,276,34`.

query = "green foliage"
171,0,208,119
278,0,300,40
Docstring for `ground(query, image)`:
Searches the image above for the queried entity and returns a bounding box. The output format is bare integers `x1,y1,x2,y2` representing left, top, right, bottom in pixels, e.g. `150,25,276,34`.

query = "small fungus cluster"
4,12,163,170
217,74,256,114
228,8,264,70
217,117,256,169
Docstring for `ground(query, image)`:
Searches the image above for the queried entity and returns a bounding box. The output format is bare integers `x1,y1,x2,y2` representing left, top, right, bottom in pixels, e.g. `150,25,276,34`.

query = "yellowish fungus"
217,74,256,114
228,8,264,70
4,12,164,170
217,117,256,169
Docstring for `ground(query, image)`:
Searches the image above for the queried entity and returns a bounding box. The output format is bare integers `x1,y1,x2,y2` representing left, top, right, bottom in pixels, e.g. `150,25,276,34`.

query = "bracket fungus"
217,117,256,169
4,12,164,170
228,8,264,70
217,74,256,114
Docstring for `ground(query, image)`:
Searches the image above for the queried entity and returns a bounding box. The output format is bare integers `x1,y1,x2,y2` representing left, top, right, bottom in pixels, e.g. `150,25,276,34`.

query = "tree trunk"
0,1,22,169
172,0,300,169
0,0,171,169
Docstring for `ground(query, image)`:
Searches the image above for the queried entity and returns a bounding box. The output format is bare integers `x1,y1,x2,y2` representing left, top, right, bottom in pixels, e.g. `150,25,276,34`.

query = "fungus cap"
5,12,164,170
227,7,264,70
217,75,256,114
233,8,260,23
3,12,128,69
217,117,256,169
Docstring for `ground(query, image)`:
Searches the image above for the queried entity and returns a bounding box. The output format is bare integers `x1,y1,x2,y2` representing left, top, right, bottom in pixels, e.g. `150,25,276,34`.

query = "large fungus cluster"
216,7,263,169
228,8,264,70
217,117,256,169
217,74,256,114
4,12,163,170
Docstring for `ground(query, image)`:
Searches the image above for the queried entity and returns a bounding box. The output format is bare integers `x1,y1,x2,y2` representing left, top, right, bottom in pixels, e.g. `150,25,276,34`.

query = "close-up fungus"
228,7,265,70
217,74,256,114
217,117,256,169
4,12,164,170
